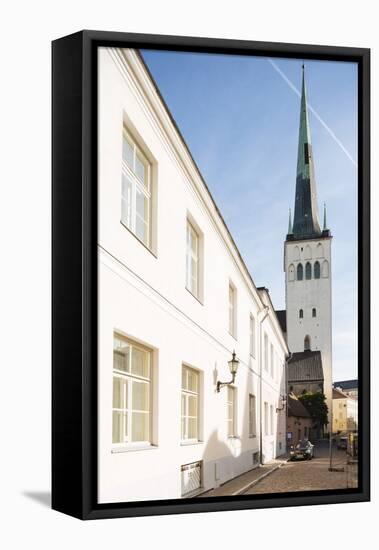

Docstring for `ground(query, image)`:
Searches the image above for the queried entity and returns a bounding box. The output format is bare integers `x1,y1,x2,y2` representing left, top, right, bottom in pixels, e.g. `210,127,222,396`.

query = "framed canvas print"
52,30,370,519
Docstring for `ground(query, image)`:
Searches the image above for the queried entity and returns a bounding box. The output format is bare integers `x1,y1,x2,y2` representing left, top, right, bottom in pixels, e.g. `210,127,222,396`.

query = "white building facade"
98,47,288,504
332,388,358,433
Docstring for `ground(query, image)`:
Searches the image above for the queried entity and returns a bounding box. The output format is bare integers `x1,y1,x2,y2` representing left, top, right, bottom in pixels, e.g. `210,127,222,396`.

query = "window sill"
180,440,204,446
120,221,157,258
185,286,203,305
111,444,158,454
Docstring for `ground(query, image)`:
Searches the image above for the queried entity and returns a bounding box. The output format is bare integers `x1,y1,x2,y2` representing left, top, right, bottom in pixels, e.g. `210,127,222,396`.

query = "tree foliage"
298,392,328,427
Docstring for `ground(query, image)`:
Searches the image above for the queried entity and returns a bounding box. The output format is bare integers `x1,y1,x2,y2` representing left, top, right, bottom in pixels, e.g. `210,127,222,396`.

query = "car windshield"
296,440,308,449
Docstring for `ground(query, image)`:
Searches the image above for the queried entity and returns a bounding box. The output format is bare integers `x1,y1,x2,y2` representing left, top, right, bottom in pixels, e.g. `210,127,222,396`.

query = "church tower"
284,66,333,428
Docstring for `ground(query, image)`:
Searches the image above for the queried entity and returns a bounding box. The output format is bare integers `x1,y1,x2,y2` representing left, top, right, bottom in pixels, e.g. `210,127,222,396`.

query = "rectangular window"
270,343,274,378
121,129,152,248
228,283,237,337
250,315,256,357
270,404,274,435
249,394,256,437
181,366,199,441
264,334,268,371
186,221,200,298
112,334,152,446
227,386,236,437
264,402,268,436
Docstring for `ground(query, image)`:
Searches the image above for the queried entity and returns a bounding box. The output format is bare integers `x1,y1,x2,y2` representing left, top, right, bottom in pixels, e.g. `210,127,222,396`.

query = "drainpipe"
258,305,269,465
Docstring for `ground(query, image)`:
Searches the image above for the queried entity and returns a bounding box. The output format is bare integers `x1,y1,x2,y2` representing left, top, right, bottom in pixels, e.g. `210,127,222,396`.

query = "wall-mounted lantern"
276,395,287,412
216,351,239,393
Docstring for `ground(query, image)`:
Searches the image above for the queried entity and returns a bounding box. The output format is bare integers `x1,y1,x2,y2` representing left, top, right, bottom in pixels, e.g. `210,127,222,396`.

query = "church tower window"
305,262,312,280
297,263,303,281
304,143,309,164
304,335,311,351
316,243,324,258
299,309,303,319
314,261,321,279
322,260,329,278
312,308,316,317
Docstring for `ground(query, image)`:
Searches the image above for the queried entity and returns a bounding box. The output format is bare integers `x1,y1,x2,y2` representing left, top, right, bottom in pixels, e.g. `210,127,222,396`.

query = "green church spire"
291,65,322,240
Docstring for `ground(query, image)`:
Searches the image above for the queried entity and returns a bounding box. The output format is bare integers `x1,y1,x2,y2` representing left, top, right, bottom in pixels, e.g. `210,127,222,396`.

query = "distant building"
334,379,358,400
287,350,324,396
287,393,313,446
332,387,358,434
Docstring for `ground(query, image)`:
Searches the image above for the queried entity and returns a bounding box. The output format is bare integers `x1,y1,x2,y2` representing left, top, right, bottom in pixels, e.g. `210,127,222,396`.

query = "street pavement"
244,439,358,495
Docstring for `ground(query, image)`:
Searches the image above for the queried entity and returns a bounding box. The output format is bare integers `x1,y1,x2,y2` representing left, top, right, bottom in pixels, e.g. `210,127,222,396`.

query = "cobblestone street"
244,440,358,495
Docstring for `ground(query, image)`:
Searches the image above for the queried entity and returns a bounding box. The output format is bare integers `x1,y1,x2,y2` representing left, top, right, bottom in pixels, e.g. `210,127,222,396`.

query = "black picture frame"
52,30,370,520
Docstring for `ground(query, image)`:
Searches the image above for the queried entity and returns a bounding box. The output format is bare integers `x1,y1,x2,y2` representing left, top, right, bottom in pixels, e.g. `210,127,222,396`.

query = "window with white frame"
112,334,152,446
181,366,200,441
250,315,256,357
264,333,268,371
270,343,274,378
264,401,268,435
249,394,256,437
186,221,200,299
227,386,236,437
270,404,274,435
121,129,152,248
228,283,237,337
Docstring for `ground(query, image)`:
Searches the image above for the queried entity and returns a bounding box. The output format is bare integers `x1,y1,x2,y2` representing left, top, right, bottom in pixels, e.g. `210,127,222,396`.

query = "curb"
233,458,289,496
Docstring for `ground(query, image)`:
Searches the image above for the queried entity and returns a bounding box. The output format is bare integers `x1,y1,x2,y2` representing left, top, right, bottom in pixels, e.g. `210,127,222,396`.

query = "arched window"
297,263,303,281
288,263,295,282
305,262,312,280
322,260,329,278
316,243,324,258
293,246,300,260
312,308,316,318
304,335,311,351
305,245,312,259
314,261,320,279
299,309,303,319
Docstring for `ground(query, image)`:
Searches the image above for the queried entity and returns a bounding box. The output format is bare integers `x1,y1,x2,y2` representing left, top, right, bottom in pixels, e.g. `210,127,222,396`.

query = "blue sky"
141,50,358,381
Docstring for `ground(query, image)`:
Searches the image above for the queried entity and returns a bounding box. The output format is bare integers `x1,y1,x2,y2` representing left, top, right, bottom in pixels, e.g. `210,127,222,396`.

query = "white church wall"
98,47,288,503
284,238,333,425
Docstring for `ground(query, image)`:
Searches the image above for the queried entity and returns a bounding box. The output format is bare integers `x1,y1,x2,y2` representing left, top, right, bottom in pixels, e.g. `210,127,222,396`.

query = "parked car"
290,439,314,460
337,436,348,450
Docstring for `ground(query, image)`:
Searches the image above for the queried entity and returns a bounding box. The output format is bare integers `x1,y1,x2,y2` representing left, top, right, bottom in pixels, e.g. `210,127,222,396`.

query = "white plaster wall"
284,238,333,425
98,47,287,503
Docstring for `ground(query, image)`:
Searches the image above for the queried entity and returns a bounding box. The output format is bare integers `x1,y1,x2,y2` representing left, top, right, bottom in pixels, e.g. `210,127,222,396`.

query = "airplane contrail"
267,58,358,168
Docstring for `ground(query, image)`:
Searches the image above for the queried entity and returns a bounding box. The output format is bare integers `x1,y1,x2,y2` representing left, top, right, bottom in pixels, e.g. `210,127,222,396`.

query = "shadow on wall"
276,360,287,457
199,368,259,490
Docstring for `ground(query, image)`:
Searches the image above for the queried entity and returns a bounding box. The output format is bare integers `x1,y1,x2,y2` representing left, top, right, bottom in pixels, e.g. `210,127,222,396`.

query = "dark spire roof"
289,66,322,241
